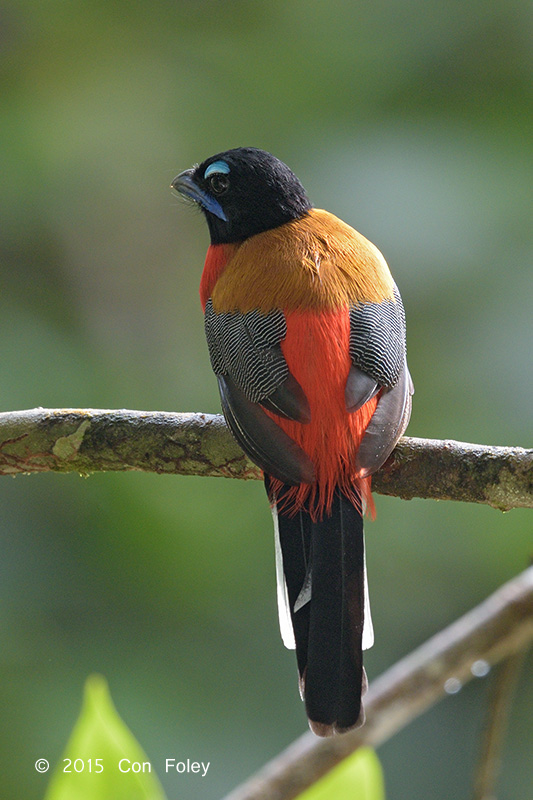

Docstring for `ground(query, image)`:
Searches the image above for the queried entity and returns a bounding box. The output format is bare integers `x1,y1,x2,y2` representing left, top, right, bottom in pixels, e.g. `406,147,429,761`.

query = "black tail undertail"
267,479,366,736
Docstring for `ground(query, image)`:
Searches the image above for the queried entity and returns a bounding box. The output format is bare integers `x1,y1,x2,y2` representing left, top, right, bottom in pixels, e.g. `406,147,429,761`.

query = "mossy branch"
0,408,532,510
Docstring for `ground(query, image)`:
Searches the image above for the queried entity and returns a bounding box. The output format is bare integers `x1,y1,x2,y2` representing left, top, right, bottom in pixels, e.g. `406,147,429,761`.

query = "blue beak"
171,169,227,222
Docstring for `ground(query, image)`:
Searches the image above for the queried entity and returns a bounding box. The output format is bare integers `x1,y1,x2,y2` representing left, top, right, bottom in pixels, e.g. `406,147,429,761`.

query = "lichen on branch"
0,408,531,510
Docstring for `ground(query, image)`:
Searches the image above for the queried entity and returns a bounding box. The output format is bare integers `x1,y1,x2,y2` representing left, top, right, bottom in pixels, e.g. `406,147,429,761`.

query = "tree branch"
220,566,533,800
3,407,531,795
472,648,528,800
0,408,531,509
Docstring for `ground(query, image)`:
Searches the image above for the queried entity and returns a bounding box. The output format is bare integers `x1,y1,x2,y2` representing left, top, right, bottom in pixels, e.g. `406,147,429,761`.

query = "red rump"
267,308,377,520
201,245,377,520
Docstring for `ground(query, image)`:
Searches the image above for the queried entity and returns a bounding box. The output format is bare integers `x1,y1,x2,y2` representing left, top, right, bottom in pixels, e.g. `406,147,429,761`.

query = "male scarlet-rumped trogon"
172,147,413,736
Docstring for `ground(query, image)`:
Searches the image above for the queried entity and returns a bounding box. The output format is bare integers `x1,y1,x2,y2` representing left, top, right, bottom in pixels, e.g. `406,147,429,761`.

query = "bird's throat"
200,243,239,310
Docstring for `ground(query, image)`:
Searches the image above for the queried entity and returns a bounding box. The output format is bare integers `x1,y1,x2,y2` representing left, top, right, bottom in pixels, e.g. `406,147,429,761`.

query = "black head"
171,147,312,244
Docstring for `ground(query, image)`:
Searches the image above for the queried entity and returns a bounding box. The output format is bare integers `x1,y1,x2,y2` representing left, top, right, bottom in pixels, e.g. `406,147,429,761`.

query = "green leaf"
44,674,167,800
295,747,385,800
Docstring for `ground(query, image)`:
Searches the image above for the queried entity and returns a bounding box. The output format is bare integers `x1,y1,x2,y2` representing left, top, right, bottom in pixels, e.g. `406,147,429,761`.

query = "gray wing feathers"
355,359,413,477
205,300,309,422
205,300,288,403
348,286,413,476
348,286,406,388
218,375,315,485
260,373,311,422
345,367,380,412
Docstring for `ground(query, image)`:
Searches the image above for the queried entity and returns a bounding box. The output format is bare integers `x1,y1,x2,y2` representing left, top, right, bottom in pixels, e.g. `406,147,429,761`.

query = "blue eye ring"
204,160,230,179
205,160,230,196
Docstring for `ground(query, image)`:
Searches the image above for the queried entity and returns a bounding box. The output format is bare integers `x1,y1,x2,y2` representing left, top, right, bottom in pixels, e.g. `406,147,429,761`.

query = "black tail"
267,479,367,736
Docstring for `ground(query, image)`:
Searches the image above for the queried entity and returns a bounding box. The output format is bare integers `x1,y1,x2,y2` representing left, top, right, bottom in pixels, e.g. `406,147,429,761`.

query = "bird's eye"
208,173,230,195
204,160,230,195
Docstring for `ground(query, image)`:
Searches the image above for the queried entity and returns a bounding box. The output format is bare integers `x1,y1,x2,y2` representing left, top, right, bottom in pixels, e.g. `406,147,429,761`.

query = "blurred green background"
1,1,532,798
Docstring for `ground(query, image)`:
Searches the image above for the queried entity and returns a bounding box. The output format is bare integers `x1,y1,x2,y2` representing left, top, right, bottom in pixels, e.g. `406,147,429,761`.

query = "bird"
171,147,413,736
